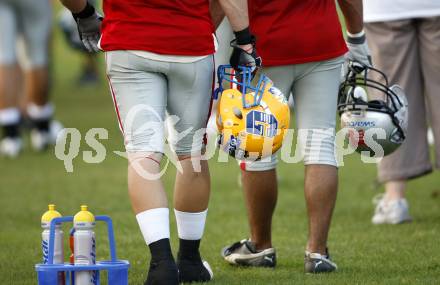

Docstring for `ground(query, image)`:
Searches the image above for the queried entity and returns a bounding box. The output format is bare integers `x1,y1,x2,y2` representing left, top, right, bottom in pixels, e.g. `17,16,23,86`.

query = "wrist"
347,29,365,38
347,29,366,44
72,2,95,19
234,27,253,45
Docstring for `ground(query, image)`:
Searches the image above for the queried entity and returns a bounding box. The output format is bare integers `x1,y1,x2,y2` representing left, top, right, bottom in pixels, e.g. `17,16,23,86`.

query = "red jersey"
249,0,348,66
100,0,215,56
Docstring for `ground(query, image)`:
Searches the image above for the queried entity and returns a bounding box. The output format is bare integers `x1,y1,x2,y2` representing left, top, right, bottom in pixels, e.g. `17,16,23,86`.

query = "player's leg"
106,50,178,285
303,165,338,273
419,17,440,174
293,56,343,273
240,166,277,250
20,0,51,107
366,20,427,224
221,65,294,268
167,56,214,282
0,2,22,157
221,162,278,267
20,0,59,151
240,66,294,251
58,6,99,85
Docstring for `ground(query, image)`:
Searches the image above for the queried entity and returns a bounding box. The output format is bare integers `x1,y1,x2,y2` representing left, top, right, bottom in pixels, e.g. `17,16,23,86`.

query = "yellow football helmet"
215,65,290,160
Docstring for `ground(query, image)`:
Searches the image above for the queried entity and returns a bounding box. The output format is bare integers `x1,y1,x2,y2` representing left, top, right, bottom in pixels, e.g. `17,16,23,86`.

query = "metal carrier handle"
47,215,117,264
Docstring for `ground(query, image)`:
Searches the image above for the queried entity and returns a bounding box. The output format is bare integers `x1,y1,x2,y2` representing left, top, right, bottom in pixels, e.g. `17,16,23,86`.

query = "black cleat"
177,258,213,283
304,249,337,274
177,239,213,283
221,239,276,268
144,258,179,285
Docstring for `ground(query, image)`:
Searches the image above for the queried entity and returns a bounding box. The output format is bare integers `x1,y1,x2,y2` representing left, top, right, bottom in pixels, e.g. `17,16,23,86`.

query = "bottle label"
91,236,97,284
42,239,49,264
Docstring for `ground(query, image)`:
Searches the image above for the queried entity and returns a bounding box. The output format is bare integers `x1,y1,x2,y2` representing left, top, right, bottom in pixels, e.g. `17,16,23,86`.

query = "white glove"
73,2,102,53
346,30,372,67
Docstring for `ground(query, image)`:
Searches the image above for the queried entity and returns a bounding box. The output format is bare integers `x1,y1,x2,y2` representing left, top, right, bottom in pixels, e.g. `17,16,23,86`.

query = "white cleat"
30,120,65,151
0,137,23,158
372,195,412,225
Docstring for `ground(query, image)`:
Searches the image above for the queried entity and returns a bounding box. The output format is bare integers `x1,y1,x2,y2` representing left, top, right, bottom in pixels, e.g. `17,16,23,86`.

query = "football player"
219,0,371,273
364,0,440,224
59,0,260,284
0,0,61,157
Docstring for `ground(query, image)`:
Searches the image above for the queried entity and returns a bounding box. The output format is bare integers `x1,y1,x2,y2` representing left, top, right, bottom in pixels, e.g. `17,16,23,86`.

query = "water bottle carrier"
35,216,130,285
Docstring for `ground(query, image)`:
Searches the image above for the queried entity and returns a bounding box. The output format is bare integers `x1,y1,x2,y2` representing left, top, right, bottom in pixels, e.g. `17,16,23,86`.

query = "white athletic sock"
0,108,20,125
174,209,208,240
136,208,170,245
27,103,53,120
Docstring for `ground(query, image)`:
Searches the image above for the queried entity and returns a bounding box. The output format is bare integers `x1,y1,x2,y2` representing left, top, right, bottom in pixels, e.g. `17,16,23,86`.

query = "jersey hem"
262,49,347,67
100,44,215,57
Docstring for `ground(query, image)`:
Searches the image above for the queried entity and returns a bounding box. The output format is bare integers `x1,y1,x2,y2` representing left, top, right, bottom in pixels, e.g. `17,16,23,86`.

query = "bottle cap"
73,205,95,223
41,204,62,223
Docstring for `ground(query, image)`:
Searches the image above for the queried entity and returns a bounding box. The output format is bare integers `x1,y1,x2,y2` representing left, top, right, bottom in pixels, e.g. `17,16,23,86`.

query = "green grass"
1,11,440,285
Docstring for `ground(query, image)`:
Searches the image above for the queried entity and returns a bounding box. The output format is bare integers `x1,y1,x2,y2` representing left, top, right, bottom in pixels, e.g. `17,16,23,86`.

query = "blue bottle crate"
35,215,130,285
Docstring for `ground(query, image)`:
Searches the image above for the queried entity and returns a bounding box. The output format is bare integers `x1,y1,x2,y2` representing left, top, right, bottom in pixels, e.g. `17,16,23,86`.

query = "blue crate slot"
35,215,130,285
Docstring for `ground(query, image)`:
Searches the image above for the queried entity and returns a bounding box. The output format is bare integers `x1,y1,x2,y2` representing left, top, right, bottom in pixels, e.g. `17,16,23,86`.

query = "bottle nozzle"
42,204,62,223
74,205,95,223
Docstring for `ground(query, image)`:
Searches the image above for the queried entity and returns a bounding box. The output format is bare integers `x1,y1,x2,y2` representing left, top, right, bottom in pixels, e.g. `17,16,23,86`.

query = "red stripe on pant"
240,161,247,171
104,53,124,134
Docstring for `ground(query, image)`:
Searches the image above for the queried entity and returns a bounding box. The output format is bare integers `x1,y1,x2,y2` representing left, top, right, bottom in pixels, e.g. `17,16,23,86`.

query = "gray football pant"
105,51,214,155
241,56,344,171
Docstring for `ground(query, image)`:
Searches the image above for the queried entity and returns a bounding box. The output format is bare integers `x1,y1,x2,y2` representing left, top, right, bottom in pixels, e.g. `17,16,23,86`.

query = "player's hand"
346,30,372,67
229,28,262,76
72,2,103,53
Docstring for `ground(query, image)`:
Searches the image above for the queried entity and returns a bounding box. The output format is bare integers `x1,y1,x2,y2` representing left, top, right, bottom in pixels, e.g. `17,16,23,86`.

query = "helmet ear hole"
233,107,243,119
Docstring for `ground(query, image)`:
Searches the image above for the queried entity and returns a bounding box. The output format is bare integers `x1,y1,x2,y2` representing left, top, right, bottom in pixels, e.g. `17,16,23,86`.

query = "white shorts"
0,0,52,68
241,56,344,171
105,51,214,155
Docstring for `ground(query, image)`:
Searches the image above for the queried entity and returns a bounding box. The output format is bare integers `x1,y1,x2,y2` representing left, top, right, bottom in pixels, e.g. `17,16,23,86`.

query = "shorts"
241,56,344,171
105,50,214,155
0,0,51,68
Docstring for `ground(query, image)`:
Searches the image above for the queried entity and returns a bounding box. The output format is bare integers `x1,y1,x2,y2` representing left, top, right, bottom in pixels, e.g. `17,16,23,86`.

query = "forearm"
210,0,225,30
60,0,87,13
338,0,363,34
218,0,249,32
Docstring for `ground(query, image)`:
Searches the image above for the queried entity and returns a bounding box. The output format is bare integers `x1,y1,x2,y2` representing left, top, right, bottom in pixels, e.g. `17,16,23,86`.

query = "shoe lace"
224,240,246,255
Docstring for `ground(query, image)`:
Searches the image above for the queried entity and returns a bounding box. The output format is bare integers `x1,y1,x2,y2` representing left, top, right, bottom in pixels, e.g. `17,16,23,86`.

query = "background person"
59,5,100,85
0,0,61,158
363,0,440,224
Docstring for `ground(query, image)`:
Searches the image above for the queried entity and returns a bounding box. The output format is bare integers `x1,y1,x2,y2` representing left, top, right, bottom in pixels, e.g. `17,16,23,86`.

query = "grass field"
1,11,440,285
